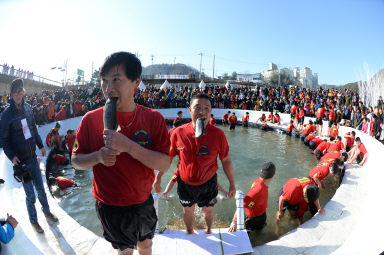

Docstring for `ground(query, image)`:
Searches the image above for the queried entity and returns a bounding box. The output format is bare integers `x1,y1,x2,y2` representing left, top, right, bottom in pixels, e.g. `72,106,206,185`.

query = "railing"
0,64,62,86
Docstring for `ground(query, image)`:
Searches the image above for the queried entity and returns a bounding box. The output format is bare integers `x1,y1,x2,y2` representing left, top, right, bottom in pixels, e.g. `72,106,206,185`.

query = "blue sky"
0,0,383,85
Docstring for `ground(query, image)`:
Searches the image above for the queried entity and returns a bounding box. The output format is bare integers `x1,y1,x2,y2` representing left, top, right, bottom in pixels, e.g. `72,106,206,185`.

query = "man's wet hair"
330,162,340,176
48,177,57,186
341,152,348,162
337,136,342,141
351,131,356,136
177,111,183,115
190,93,211,106
100,52,142,81
306,185,319,204
260,162,276,179
355,137,361,143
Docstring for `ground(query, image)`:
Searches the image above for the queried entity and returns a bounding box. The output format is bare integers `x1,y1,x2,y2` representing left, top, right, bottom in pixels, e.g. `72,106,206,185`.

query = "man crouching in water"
169,94,236,234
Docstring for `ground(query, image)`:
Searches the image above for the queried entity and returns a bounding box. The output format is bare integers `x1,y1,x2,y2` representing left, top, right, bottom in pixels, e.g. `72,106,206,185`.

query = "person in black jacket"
0,78,58,234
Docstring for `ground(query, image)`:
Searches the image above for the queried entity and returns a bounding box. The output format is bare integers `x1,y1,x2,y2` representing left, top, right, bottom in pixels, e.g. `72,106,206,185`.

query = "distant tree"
231,72,237,80
91,69,101,87
222,73,229,79
293,77,302,87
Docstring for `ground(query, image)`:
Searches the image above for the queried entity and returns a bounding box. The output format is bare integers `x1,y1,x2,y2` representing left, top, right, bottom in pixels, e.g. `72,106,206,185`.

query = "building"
237,73,264,84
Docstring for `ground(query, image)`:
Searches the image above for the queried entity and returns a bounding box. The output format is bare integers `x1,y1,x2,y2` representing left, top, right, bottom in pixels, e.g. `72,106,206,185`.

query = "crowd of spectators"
0,83,383,143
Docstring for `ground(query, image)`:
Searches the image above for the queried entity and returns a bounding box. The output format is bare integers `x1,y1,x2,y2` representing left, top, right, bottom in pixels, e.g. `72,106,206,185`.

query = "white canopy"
138,81,146,91
198,80,206,89
160,80,171,90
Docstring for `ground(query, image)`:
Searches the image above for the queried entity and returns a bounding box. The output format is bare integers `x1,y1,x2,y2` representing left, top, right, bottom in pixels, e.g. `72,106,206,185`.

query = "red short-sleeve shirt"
309,163,330,182
282,177,314,218
244,179,268,217
56,176,74,190
170,122,229,185
73,105,170,206
327,140,344,153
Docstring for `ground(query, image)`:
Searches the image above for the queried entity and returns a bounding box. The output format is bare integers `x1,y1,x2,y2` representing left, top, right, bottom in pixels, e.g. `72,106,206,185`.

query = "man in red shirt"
314,140,330,160
222,111,231,125
257,113,266,122
343,131,356,152
169,94,236,234
209,114,217,126
301,120,316,141
304,134,315,146
242,112,249,127
328,123,339,139
228,112,238,130
273,113,281,125
173,111,183,127
71,52,171,255
328,107,336,127
327,136,346,153
309,161,341,189
316,103,325,135
65,129,76,161
277,177,325,223
228,162,276,232
48,176,75,190
309,137,323,150
346,137,368,166
286,120,296,136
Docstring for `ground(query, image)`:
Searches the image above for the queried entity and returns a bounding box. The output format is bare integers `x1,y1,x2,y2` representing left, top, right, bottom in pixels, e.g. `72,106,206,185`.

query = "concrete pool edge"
1,108,383,254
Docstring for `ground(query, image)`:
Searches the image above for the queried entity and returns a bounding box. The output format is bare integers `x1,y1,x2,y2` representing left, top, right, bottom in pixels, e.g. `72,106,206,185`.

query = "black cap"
10,78,24,93
260,162,276,179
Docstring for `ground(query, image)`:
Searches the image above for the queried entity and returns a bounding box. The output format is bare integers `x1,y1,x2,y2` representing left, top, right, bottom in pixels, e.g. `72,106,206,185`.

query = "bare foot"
187,229,194,234
205,228,212,234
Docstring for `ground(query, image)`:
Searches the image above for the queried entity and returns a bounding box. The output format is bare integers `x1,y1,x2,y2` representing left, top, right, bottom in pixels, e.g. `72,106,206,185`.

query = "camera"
13,164,32,183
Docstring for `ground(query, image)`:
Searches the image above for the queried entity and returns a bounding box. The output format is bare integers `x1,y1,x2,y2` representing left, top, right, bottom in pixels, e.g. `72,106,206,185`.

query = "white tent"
160,80,171,90
198,80,206,89
138,81,146,91
225,81,232,90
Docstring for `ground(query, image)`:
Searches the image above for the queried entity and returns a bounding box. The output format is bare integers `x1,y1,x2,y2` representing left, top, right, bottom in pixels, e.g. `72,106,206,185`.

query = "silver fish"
195,118,206,138
104,97,118,130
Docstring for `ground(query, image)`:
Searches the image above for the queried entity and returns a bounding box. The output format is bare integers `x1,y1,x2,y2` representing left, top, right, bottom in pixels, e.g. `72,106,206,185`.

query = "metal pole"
235,190,244,230
198,52,203,79
213,54,215,80
152,193,160,233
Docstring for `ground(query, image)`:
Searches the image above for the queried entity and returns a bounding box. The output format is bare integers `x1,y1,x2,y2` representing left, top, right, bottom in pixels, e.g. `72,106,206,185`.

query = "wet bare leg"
202,206,214,234
183,205,195,234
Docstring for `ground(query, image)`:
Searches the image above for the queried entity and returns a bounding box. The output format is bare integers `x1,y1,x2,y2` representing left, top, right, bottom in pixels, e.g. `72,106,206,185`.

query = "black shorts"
242,122,249,127
177,174,218,207
328,120,335,127
356,153,363,164
346,146,351,152
304,138,310,146
316,117,323,125
95,195,157,250
299,117,304,125
229,123,236,130
300,134,308,141
315,149,323,160
309,141,316,150
245,213,267,231
287,131,292,136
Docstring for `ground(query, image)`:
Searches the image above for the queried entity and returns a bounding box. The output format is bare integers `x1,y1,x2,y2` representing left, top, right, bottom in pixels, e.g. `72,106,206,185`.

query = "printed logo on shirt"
73,139,79,152
197,145,210,156
248,202,255,207
133,129,152,147
296,177,310,183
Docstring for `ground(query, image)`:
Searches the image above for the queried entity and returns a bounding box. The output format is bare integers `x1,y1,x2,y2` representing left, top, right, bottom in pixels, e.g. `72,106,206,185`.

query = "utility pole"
198,52,203,79
151,54,154,65
212,54,215,80
174,57,176,65
91,61,94,84
64,59,68,87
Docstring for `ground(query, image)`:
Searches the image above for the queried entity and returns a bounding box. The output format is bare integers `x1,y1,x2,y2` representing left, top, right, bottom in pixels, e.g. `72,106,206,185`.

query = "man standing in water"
72,52,170,255
170,94,236,234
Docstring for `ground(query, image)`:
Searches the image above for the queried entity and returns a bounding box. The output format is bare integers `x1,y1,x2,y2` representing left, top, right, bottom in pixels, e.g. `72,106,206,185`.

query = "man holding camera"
0,78,57,234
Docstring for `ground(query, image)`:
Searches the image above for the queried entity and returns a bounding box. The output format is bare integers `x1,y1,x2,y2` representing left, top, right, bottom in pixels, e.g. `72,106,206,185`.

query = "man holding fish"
72,52,170,255
169,93,236,234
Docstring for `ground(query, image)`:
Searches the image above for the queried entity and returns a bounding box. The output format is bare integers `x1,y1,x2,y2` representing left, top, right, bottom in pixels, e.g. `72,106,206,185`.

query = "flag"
77,69,84,76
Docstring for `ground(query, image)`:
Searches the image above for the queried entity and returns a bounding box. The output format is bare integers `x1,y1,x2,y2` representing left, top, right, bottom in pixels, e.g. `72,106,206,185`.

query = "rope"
219,228,224,255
